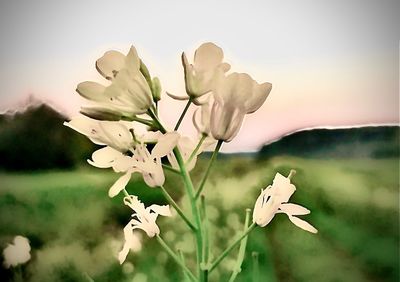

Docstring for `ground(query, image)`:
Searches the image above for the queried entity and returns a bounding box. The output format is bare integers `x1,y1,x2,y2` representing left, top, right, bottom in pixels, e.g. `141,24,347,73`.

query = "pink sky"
0,1,398,152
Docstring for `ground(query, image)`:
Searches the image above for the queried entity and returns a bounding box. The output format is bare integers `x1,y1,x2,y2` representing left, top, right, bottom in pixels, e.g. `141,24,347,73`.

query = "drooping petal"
141,163,165,187
109,173,132,198
166,91,190,101
287,215,318,234
96,50,126,80
278,203,310,216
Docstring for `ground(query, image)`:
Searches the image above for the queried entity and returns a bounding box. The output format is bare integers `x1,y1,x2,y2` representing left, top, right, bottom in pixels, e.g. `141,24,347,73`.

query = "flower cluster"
77,47,153,120
65,42,316,280
169,42,272,141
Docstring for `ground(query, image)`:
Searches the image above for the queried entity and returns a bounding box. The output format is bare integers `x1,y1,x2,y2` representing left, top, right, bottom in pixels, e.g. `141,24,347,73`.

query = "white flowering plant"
64,42,317,281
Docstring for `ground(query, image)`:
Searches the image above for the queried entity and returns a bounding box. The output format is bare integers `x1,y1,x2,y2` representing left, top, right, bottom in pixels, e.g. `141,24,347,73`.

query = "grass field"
0,156,398,282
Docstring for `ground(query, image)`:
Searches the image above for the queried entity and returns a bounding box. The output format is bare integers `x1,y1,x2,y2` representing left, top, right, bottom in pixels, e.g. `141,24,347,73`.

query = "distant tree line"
0,104,95,171
258,126,400,159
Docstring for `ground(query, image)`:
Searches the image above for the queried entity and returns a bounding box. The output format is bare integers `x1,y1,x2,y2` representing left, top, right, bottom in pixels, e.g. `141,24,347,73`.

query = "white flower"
107,132,180,197
77,46,153,117
119,195,171,264
252,173,317,233
210,72,272,142
64,116,133,152
167,42,230,104
3,236,31,268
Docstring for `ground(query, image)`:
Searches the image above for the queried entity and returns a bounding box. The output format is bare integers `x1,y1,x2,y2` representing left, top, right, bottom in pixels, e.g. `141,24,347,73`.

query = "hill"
0,102,95,171
258,126,399,159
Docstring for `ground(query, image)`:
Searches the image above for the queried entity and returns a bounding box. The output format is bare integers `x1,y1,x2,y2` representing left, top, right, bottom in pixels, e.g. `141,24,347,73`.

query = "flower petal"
194,42,224,71
272,173,296,203
96,50,126,80
109,173,132,198
166,92,190,101
278,203,310,216
98,122,133,152
87,147,122,168
151,132,180,158
124,46,141,73
245,81,272,114
76,81,107,102
287,215,318,234
64,116,106,146
148,204,172,217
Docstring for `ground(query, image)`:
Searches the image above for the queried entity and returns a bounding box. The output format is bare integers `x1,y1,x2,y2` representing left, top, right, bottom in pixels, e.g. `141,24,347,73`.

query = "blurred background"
0,0,399,281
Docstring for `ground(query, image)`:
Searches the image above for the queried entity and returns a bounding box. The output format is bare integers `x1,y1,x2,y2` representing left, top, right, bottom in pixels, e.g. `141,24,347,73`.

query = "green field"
0,156,398,282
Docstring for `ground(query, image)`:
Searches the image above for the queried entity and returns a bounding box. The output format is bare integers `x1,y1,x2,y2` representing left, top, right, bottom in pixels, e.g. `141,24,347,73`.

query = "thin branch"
160,185,197,232
174,98,192,131
228,209,252,282
209,223,257,273
162,164,180,174
186,134,206,166
195,140,223,199
156,235,197,282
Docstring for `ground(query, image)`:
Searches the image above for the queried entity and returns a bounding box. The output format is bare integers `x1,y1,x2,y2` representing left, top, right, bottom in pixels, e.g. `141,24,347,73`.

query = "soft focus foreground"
0,156,398,281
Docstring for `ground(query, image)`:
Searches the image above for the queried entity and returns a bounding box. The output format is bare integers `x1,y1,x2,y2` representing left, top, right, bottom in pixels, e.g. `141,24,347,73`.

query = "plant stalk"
160,185,197,232
209,223,257,273
156,235,197,282
174,98,192,130
195,140,223,199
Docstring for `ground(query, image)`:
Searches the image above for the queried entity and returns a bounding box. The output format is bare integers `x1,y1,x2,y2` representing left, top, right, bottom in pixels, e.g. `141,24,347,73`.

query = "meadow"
0,156,398,282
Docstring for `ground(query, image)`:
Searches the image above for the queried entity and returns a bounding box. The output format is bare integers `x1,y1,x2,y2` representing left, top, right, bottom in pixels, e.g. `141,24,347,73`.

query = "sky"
0,0,399,152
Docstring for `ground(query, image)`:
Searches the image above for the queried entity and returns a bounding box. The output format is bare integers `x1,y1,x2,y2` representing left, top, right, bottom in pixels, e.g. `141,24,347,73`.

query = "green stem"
228,209,252,282
173,147,204,280
209,223,257,273
160,185,197,232
147,109,166,133
187,134,206,166
131,116,154,127
156,235,197,282
174,99,192,131
200,195,210,280
123,188,130,198
148,107,204,281
162,164,180,174
195,140,223,199
179,250,191,282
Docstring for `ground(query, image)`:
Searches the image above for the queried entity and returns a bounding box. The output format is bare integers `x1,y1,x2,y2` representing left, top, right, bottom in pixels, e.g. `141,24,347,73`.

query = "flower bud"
151,77,162,102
